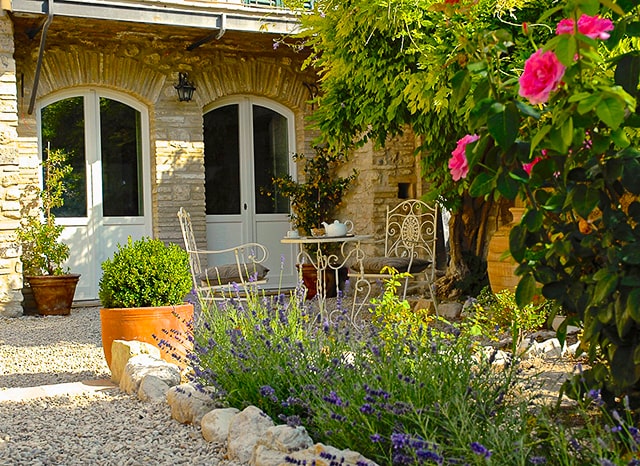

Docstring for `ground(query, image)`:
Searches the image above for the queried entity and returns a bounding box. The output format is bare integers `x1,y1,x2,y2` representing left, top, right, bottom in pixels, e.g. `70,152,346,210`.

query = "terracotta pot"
26,274,81,316
99,303,194,370
487,207,525,293
21,285,39,316
297,263,344,300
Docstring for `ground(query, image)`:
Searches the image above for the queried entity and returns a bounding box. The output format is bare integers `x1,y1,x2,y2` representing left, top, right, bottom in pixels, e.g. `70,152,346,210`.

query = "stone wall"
0,11,21,317
339,131,423,256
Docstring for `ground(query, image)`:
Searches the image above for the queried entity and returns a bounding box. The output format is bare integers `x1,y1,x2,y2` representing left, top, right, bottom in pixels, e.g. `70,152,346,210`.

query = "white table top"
280,234,372,244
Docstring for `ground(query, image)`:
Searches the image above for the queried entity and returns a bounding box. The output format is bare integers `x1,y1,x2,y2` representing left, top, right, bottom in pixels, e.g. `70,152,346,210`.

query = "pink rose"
522,156,542,175
449,134,479,181
578,15,614,40
556,18,575,35
518,49,566,105
555,15,614,40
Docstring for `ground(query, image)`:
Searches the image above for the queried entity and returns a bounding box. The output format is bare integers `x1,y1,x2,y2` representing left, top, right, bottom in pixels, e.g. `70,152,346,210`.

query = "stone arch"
36,49,166,105
195,55,311,112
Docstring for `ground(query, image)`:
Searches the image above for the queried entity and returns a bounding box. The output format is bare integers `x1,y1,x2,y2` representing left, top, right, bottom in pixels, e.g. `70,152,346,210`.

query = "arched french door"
38,89,152,300
204,97,298,288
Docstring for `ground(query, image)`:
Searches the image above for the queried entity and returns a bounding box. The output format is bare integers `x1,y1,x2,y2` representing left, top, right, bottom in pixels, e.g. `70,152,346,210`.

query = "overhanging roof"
7,0,301,34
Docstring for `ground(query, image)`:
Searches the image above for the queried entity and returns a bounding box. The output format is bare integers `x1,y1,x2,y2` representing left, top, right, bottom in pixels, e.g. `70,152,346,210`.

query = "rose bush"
518,49,566,105
448,0,640,407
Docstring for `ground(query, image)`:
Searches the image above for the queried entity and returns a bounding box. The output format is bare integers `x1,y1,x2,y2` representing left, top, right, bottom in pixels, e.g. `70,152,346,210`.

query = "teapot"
321,220,353,237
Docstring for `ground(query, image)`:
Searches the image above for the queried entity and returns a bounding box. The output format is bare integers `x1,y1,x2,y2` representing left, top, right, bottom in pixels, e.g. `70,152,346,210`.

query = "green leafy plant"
469,287,553,348
17,148,72,276
98,237,192,308
443,0,640,406
190,281,640,465
369,267,440,349
269,145,356,236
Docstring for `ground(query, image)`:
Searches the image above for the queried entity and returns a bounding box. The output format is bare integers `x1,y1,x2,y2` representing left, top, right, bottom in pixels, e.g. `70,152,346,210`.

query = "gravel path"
0,307,237,466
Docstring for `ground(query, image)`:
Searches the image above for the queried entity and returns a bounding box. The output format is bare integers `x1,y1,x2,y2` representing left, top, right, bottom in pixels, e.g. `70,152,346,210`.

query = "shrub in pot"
98,236,194,369
17,148,80,316
269,145,356,298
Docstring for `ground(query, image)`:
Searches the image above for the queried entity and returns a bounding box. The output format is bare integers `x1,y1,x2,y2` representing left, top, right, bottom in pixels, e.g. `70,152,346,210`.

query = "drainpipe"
28,0,54,115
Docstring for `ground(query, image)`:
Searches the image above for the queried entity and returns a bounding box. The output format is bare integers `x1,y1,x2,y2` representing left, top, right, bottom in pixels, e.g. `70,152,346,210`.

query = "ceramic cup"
286,230,299,238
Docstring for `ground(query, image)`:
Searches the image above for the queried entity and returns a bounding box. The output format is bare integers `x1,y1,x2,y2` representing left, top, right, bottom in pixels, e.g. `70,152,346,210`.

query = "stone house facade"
0,0,425,316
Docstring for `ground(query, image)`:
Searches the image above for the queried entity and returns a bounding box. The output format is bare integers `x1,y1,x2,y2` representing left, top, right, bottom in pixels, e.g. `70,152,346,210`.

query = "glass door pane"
204,105,241,215
41,97,87,217
100,98,143,217
253,105,289,215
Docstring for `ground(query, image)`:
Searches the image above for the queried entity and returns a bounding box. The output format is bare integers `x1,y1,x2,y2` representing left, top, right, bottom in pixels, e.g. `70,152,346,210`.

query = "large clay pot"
298,263,338,300
487,207,525,293
21,285,39,316
99,303,194,369
26,274,81,316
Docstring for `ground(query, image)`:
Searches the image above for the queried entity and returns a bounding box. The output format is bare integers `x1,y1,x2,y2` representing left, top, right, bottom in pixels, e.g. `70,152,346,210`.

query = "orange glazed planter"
487,206,526,293
99,303,194,370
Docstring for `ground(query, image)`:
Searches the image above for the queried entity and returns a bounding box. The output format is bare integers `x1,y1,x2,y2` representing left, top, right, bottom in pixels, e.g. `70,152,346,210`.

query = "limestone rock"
284,443,379,466
474,346,512,370
525,338,563,359
251,425,314,466
564,341,581,357
119,354,180,395
138,374,170,403
110,340,161,383
227,405,275,464
437,302,463,319
167,383,216,425
201,407,240,443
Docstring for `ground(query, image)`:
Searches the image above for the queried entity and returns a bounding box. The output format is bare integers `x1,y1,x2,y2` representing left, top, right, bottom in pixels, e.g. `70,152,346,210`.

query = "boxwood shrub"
99,236,192,308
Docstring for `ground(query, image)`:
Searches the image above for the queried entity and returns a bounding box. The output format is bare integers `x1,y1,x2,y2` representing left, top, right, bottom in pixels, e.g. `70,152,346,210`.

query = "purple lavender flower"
416,449,443,464
391,433,411,450
370,433,382,443
529,456,547,464
470,442,491,459
359,403,374,415
323,391,347,407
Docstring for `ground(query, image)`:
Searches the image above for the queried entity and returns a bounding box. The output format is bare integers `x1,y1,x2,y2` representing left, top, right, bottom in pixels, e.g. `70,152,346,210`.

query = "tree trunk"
437,193,512,299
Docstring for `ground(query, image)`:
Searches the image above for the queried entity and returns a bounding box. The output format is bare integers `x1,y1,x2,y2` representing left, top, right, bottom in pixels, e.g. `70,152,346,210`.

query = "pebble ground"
0,307,238,466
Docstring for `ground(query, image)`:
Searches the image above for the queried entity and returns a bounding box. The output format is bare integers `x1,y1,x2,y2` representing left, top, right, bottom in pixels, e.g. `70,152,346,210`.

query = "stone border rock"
113,340,378,466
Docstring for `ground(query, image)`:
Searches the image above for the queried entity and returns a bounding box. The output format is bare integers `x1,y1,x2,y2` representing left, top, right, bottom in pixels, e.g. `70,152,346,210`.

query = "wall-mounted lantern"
175,72,196,102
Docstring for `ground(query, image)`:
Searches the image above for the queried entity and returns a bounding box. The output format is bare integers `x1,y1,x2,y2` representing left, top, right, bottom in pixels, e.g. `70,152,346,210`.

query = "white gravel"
0,307,238,465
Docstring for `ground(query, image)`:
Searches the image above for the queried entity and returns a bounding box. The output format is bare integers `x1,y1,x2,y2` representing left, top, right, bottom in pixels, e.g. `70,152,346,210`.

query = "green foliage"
16,148,72,276
297,0,553,210
191,283,640,465
470,286,553,348
269,145,356,235
191,287,532,465
449,0,640,405
369,267,438,348
98,237,192,308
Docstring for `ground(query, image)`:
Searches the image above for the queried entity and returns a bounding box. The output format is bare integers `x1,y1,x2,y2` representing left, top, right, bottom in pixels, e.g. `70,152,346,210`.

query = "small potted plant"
271,145,357,237
17,148,80,316
98,236,194,369
270,145,357,297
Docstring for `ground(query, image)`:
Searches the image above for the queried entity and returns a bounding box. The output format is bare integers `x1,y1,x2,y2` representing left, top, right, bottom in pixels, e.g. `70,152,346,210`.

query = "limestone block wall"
339,132,423,257
0,11,21,317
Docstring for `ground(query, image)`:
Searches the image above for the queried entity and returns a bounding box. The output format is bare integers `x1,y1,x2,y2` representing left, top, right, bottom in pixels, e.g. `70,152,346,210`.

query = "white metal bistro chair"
177,207,269,301
348,199,439,313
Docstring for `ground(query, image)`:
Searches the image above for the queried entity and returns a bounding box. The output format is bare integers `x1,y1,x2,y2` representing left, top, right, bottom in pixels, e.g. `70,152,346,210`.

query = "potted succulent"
98,236,194,369
17,148,80,316
270,145,357,298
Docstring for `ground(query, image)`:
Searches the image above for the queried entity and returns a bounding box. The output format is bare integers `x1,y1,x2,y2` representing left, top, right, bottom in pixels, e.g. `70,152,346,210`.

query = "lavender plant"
189,282,533,464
